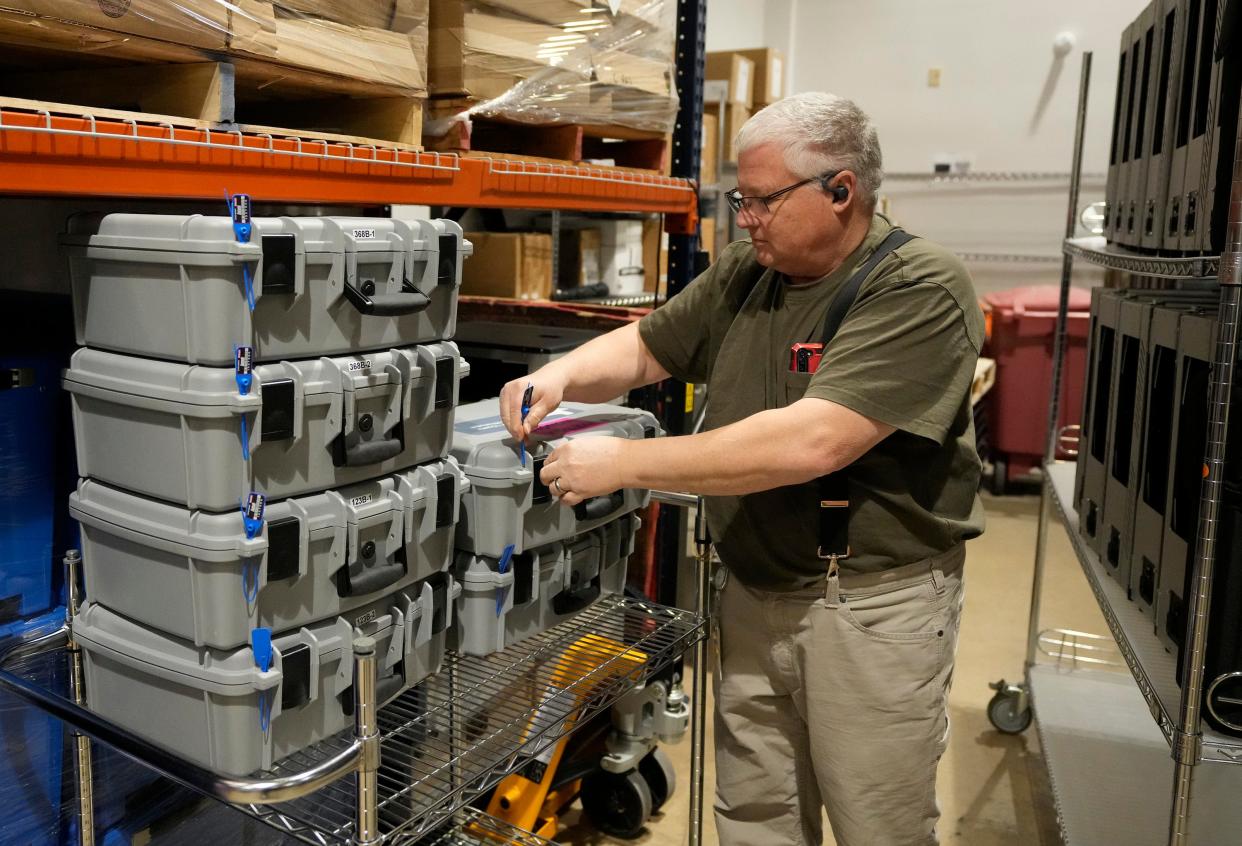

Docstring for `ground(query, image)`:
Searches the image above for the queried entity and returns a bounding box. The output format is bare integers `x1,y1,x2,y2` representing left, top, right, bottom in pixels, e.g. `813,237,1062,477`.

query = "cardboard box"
734,48,785,106
462,232,553,300
700,114,719,184
8,0,231,48
705,51,753,108
705,102,750,162
230,1,425,92
481,0,664,27
598,219,645,296
429,0,578,98
274,0,404,29
282,19,423,91
641,220,667,295
557,229,602,290
593,50,671,97
699,216,716,261
0,0,232,50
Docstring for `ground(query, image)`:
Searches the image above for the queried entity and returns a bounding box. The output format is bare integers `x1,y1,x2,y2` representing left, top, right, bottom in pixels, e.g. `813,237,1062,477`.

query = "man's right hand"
499,369,567,446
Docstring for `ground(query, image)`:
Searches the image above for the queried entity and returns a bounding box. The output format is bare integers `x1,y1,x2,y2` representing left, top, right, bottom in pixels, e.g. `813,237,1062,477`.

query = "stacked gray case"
449,398,661,557
74,577,459,776
70,458,468,649
64,211,475,775
64,214,471,364
64,343,468,511
455,513,640,657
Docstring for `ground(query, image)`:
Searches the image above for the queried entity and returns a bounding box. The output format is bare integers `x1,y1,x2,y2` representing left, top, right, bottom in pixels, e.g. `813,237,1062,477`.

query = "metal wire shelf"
1062,236,1221,279
0,595,703,845
885,171,1107,182
390,807,562,846
1043,462,1242,765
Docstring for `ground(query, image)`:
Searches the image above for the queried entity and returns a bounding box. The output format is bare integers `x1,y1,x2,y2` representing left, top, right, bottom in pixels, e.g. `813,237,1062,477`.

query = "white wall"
790,0,1143,175
706,0,769,52
707,0,1147,294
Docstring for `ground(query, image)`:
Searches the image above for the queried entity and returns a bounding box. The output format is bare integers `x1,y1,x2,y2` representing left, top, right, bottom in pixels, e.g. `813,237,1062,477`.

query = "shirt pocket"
782,370,816,407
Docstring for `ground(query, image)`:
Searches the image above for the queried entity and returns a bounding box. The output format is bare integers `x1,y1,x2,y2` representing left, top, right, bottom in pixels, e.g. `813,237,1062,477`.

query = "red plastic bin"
983,285,1092,491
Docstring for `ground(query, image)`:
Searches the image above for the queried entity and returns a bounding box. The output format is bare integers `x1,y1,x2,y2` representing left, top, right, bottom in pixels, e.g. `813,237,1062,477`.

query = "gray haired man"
499,92,985,845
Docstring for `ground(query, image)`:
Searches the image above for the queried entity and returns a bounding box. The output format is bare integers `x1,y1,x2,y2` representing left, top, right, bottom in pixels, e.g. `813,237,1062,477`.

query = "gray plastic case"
64,214,472,365
70,458,469,648
74,574,460,776
454,513,639,657
450,399,660,557
64,342,468,511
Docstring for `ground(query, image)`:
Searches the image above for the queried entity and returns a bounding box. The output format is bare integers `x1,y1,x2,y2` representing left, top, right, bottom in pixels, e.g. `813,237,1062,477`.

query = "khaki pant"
712,545,966,846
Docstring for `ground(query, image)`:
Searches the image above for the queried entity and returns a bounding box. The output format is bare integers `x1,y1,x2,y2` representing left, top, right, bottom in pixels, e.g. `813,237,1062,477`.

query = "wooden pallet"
424,99,669,172
0,46,424,147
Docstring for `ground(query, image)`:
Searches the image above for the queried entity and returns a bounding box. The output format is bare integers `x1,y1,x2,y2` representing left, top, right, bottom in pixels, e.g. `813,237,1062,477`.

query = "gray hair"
735,92,883,207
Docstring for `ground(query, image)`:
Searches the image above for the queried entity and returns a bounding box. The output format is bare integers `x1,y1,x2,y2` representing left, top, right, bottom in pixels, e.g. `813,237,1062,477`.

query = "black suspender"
815,228,916,561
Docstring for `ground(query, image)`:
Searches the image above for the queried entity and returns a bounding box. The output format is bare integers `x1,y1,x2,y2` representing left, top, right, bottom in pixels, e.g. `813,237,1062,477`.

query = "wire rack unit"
0,595,704,846
993,45,1242,846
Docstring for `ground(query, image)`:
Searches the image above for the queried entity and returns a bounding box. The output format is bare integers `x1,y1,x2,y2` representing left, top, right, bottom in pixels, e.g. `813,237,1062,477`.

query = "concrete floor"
556,489,1116,846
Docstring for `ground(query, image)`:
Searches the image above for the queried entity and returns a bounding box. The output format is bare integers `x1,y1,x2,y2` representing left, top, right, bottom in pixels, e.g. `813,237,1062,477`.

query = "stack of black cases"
1075,286,1242,734
58,212,475,775
1105,0,1240,256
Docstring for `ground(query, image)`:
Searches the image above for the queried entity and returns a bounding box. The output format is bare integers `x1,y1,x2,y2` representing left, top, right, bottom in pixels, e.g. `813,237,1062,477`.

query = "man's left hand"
539,437,626,507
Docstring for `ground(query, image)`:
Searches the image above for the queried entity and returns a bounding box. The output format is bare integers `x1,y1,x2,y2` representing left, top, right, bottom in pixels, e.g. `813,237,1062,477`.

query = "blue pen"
519,383,533,468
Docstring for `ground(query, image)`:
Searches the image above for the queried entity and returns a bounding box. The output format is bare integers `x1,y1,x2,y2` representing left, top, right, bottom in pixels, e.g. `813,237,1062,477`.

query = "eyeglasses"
725,171,841,217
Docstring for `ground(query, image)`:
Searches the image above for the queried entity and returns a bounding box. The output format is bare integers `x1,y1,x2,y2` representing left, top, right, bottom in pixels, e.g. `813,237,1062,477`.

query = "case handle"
551,575,601,616
335,550,407,598
343,280,430,316
573,491,626,522
338,435,404,467
341,665,406,716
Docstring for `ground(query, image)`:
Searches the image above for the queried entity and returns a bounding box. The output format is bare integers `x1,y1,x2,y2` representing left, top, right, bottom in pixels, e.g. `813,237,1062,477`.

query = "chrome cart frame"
0,536,708,846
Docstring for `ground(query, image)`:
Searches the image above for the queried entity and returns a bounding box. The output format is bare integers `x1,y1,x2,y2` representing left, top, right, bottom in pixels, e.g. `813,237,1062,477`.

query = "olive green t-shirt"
638,213,986,589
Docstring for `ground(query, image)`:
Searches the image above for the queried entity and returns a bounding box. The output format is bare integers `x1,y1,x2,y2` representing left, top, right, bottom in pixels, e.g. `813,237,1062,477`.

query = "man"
498,92,985,846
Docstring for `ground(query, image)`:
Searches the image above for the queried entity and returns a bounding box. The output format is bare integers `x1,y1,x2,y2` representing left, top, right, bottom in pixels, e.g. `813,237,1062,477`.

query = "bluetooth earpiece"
820,175,849,203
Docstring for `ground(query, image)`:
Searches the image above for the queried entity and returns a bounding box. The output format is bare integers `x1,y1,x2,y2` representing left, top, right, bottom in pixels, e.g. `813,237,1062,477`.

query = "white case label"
350,493,372,507
352,228,377,241
348,360,372,372
355,609,378,627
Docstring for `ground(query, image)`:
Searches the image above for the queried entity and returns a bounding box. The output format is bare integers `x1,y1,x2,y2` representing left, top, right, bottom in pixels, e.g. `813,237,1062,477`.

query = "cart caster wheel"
989,457,1008,496
987,688,1032,734
580,769,653,839
638,748,677,813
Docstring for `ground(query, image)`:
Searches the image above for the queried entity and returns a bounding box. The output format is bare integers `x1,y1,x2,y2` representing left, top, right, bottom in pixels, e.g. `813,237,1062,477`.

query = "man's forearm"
611,399,892,496
546,322,669,402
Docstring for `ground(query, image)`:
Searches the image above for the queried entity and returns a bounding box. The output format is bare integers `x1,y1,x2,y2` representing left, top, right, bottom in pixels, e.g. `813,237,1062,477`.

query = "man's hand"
539,436,626,507
499,368,566,445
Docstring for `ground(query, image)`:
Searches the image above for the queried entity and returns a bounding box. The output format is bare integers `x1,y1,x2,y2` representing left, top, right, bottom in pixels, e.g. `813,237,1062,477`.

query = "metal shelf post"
1002,34,1242,845
1168,86,1242,845
1023,51,1093,686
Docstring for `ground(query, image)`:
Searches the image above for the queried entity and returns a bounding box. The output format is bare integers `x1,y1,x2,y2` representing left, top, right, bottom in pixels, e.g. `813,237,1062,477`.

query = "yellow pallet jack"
472,633,688,841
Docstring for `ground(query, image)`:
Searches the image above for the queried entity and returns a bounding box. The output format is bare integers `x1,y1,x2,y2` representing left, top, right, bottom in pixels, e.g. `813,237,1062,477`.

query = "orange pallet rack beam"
0,108,699,233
